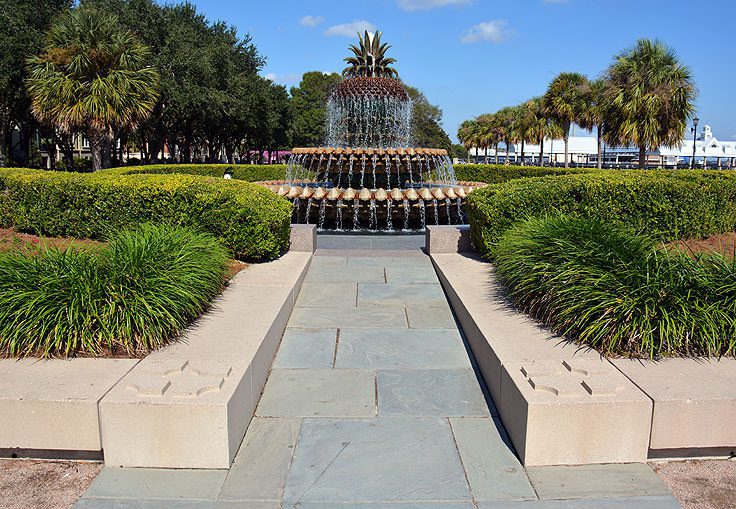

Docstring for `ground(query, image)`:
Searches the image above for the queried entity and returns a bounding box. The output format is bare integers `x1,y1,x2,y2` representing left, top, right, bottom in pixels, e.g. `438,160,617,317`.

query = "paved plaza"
75,249,682,508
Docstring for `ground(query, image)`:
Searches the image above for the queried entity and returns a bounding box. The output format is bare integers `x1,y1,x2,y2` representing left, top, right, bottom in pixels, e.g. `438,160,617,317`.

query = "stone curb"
99,251,312,469
431,252,736,464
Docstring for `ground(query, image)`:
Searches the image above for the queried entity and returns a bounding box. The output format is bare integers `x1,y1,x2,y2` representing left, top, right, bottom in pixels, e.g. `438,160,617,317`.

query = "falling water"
318,200,327,230
445,198,452,225
386,199,394,231
369,199,378,231
360,154,366,188
419,201,426,230
336,199,344,230
456,197,464,225
403,199,410,231
432,199,439,225
291,199,299,223
305,198,313,224
352,199,361,230
371,154,378,189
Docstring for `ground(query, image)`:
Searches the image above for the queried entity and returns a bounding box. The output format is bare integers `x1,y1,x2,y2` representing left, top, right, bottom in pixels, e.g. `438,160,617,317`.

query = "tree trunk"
639,145,647,169
88,128,105,171
597,124,603,170
0,121,7,167
539,137,544,167
564,132,570,169
484,146,488,164
495,143,499,164
520,140,525,166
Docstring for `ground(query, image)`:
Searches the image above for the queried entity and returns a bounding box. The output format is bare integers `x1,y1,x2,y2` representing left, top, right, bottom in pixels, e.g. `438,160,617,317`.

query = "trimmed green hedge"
0,168,291,261
101,164,287,182
454,164,594,184
467,170,736,259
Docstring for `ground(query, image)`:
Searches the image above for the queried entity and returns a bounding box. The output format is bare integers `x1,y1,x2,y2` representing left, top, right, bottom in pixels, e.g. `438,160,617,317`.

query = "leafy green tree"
0,0,71,167
495,107,517,164
603,39,696,169
405,85,451,152
457,119,480,163
290,71,341,147
578,79,609,169
27,7,159,170
543,72,589,167
450,144,468,161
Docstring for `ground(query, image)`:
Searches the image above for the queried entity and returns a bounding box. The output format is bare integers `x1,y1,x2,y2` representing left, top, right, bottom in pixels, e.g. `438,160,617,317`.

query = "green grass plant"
494,215,736,358
0,224,230,357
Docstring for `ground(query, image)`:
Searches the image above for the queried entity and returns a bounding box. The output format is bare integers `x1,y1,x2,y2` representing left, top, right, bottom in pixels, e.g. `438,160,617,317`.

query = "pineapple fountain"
256,31,485,231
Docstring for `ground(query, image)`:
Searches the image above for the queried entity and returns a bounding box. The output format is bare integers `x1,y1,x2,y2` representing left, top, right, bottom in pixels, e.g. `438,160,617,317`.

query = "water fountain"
256,31,485,231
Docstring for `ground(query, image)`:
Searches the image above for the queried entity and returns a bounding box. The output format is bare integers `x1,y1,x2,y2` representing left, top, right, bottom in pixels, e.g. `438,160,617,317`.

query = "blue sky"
194,0,735,143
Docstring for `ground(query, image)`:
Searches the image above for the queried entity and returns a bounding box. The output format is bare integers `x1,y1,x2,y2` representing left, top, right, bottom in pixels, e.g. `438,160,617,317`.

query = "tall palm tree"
342,31,399,79
524,97,562,166
479,113,503,164
578,79,608,169
603,39,696,169
458,119,480,163
543,72,589,168
495,107,517,164
26,8,159,170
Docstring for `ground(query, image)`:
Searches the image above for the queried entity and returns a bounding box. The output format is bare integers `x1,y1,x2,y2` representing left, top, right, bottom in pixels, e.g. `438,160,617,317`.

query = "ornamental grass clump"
494,216,736,358
0,224,230,358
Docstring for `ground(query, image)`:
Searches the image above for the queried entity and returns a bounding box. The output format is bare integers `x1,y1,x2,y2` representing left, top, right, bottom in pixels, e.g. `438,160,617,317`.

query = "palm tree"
578,79,608,169
458,119,480,163
543,72,589,168
495,107,517,164
478,113,503,164
26,8,159,171
342,31,399,79
603,39,696,169
524,97,562,166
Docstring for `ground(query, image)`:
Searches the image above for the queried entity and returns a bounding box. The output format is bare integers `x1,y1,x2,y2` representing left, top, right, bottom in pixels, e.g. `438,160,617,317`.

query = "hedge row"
453,164,594,184
466,170,736,259
101,164,287,182
0,168,292,261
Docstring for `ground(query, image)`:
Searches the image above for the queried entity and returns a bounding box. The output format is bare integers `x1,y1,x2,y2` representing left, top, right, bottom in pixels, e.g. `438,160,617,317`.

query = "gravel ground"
652,459,736,509
0,459,102,509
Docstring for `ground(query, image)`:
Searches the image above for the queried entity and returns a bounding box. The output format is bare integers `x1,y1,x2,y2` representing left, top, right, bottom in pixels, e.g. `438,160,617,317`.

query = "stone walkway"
75,249,681,508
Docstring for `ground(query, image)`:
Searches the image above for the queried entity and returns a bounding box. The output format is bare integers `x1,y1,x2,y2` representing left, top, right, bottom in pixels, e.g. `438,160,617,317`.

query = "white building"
468,125,736,168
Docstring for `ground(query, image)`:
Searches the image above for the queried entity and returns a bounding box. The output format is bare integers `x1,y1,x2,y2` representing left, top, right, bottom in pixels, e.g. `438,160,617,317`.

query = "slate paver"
476,496,682,508
378,369,491,417
288,306,408,329
76,500,281,508
385,266,440,284
82,468,227,501
336,329,471,369
273,329,337,368
304,266,385,283
293,504,474,509
295,282,357,308
358,283,447,307
407,304,456,329
219,417,300,501
526,463,672,500
450,417,536,501
256,369,376,417
282,417,471,505
346,256,433,269
308,256,348,269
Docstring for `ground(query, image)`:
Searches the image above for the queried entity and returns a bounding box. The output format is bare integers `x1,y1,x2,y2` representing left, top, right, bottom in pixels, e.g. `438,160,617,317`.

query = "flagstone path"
75,249,682,508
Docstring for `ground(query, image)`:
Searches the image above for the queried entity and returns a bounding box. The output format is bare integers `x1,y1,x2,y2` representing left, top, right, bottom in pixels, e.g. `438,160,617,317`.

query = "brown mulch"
0,459,102,509
652,459,736,509
665,231,736,259
0,228,103,254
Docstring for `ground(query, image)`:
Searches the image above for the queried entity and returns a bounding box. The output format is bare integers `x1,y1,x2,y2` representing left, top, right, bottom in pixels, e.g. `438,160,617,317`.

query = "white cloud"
325,20,377,37
300,15,324,27
461,20,513,44
264,73,277,81
397,0,470,10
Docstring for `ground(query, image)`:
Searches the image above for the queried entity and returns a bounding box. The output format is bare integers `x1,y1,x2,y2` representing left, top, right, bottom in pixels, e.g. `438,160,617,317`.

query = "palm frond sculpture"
342,31,399,79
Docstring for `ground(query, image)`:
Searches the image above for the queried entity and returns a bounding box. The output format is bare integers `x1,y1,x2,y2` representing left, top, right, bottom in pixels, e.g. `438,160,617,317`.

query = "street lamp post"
691,116,699,169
